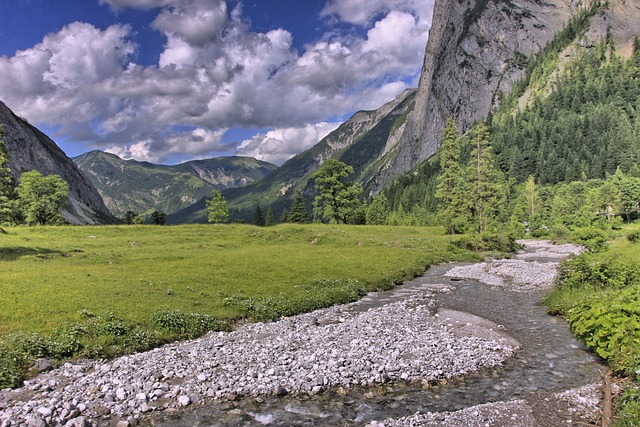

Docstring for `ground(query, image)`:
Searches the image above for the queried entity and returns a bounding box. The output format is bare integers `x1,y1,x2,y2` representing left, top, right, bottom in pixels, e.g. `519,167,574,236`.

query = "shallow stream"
148,250,603,426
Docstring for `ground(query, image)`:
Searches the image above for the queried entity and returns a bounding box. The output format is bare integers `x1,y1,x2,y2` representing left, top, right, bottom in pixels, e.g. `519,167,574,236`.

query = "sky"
0,0,433,165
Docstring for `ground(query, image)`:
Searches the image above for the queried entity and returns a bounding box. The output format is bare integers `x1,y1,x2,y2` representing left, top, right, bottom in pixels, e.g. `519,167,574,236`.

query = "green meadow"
0,224,475,336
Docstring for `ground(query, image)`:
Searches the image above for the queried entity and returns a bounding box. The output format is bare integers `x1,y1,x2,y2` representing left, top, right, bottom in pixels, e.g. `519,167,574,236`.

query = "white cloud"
0,0,433,164
99,0,172,10
237,122,342,165
321,0,432,26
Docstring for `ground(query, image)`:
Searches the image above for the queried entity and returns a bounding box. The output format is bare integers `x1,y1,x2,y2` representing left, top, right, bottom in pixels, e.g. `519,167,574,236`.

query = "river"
147,241,603,426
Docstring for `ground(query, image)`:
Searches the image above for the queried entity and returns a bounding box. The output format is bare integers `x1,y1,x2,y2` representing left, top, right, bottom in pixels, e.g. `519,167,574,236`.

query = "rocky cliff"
0,101,112,224
372,0,640,191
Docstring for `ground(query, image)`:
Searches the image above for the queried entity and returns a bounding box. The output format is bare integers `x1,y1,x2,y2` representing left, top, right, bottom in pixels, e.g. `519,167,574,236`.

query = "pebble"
0,241,578,426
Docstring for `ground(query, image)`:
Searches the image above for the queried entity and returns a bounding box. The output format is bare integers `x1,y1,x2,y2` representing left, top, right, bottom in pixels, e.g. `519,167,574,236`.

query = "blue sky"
0,0,432,165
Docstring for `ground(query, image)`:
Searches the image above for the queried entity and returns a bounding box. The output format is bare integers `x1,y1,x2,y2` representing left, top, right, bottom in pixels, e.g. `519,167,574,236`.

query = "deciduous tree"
206,190,229,224
17,171,69,226
311,159,363,224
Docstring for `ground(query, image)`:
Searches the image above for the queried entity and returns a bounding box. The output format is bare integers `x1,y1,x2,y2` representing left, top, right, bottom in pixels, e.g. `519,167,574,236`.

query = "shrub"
571,227,608,252
152,308,230,338
452,232,520,252
627,230,640,244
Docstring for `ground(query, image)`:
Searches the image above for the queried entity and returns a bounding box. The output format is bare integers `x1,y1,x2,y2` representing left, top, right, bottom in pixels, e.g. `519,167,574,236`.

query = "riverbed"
0,240,604,427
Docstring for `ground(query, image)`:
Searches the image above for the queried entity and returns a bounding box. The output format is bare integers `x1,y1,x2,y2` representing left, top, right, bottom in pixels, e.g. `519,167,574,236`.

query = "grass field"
0,223,476,337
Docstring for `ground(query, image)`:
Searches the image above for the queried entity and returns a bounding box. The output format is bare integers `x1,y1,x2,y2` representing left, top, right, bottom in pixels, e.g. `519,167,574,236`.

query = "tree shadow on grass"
0,247,66,261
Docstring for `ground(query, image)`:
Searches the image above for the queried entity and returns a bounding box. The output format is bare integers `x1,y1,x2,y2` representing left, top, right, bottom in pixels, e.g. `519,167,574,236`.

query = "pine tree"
253,205,265,226
265,207,276,226
435,118,471,234
466,123,507,232
288,190,309,223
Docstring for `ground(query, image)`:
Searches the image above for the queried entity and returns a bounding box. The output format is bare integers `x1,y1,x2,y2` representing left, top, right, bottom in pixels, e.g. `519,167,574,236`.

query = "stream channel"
148,246,604,426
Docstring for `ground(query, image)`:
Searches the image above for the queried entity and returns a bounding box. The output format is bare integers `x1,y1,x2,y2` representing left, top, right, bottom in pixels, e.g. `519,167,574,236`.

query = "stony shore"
0,290,515,426
0,240,594,427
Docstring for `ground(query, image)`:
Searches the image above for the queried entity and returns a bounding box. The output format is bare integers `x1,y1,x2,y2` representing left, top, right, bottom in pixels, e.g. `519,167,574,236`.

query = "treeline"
375,31,640,233
492,38,640,184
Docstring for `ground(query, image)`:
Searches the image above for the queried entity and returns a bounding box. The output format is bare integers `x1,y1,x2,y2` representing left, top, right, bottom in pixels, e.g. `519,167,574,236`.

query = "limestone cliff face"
372,0,640,192
0,101,112,224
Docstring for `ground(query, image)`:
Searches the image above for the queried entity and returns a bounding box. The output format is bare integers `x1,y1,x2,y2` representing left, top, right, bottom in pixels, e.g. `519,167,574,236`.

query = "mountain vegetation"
73,151,277,221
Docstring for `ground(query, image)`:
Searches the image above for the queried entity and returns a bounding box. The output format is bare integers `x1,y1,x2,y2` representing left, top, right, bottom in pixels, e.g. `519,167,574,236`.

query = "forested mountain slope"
74,151,277,218
370,0,640,193
169,89,416,223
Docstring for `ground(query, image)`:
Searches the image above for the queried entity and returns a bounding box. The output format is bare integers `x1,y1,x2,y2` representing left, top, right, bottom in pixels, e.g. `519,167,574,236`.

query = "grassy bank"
0,223,478,388
544,227,640,425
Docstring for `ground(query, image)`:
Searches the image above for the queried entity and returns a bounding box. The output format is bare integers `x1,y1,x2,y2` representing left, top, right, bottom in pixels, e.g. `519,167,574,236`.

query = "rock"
32,359,53,373
177,396,190,407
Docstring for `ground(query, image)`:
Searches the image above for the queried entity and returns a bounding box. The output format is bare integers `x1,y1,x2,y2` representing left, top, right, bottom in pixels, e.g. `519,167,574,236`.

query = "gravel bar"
0,291,516,427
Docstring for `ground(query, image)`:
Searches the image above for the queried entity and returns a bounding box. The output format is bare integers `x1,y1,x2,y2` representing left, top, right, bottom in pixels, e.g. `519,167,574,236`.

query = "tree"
253,205,265,226
466,123,507,232
150,210,166,225
17,171,69,225
206,189,229,224
311,159,363,224
265,207,276,226
288,190,309,223
0,126,17,224
435,118,471,234
365,194,390,225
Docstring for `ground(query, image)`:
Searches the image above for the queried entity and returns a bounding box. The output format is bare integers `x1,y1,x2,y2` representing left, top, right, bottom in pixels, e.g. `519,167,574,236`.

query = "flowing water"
147,250,603,426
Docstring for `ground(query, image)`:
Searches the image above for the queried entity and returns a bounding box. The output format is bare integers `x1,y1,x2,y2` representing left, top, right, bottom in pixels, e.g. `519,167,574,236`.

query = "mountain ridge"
73,150,278,218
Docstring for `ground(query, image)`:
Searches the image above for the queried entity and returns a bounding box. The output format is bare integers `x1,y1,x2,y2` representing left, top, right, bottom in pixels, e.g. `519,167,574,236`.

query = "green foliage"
571,226,608,252
0,126,18,224
265,207,276,226
253,205,265,227
206,189,229,223
466,123,508,232
627,230,640,243
152,308,231,339
287,191,309,223
16,171,69,226
451,231,520,253
566,286,640,372
365,194,390,225
311,159,364,224
223,278,368,322
150,210,166,225
615,385,640,426
435,118,471,234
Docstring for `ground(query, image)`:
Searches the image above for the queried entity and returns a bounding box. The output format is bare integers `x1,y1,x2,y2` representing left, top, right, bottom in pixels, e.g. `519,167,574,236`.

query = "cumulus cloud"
321,0,433,26
0,0,433,164
237,122,342,165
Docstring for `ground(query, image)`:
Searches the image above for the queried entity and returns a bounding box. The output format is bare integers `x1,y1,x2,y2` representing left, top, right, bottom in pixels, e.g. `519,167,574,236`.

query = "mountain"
370,0,640,192
168,89,417,223
0,100,113,224
73,151,278,218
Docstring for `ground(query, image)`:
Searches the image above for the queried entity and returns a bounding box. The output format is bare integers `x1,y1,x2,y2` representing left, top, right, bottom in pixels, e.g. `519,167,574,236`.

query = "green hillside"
74,151,277,219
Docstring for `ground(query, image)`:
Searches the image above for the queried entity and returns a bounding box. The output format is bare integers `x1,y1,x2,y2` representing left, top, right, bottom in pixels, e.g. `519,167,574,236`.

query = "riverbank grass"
544,227,640,425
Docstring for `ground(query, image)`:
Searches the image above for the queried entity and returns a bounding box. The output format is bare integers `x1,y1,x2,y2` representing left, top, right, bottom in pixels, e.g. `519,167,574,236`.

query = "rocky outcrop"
0,100,112,224
372,0,640,192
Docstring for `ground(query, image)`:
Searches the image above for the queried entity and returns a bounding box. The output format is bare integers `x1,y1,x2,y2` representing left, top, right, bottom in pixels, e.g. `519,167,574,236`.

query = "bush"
571,227,608,252
152,309,231,338
627,230,640,243
452,232,520,252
